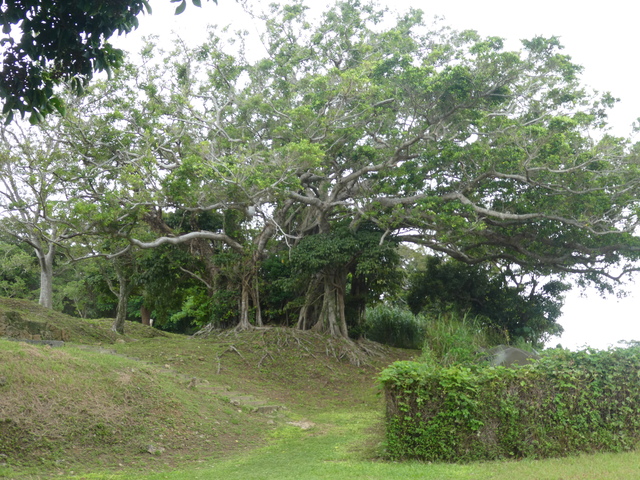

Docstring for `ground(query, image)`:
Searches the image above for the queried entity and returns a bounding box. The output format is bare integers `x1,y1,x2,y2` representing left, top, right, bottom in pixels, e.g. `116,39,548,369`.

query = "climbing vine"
380,346,640,462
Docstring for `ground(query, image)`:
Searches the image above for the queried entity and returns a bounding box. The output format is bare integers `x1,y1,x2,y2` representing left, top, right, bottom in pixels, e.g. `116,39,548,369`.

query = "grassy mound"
119,328,403,413
0,338,268,473
0,297,416,477
0,297,167,344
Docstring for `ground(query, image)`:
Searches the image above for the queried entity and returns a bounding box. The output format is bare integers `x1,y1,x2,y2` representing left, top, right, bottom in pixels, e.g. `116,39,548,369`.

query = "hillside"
0,297,415,478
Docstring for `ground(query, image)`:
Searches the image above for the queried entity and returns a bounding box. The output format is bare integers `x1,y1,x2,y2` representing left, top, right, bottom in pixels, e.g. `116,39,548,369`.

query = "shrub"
365,305,425,349
380,346,640,462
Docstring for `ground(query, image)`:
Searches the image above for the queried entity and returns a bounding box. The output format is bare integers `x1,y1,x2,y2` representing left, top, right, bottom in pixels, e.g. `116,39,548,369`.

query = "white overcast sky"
113,0,640,350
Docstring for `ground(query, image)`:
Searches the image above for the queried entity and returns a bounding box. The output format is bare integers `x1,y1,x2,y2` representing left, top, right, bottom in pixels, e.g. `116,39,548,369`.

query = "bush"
380,346,640,462
365,305,425,349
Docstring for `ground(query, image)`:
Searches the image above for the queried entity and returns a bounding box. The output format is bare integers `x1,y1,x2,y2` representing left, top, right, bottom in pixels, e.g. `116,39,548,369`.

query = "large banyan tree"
8,0,640,338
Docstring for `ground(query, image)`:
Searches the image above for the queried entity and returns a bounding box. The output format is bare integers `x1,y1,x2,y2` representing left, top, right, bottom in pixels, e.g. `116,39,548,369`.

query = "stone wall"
0,310,69,342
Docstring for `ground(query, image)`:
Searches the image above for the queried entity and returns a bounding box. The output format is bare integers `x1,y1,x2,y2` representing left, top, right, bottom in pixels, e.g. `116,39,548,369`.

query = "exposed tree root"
191,322,218,338
227,345,245,359
192,325,391,367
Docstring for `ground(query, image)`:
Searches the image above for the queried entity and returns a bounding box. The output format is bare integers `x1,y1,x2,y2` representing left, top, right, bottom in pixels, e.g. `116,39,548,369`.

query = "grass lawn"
62,409,640,480
2,298,640,479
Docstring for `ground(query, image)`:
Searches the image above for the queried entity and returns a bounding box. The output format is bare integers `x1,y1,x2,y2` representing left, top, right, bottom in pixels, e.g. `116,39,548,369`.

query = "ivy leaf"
174,0,187,15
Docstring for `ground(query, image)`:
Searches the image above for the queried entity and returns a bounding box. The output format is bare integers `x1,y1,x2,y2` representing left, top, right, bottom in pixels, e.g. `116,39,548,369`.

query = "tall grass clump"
420,312,508,366
364,305,425,349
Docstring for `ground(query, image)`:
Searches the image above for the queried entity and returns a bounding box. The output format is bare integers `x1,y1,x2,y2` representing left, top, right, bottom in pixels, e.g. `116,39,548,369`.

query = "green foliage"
287,224,402,334
291,225,397,276
259,253,299,326
407,256,567,347
0,0,214,122
0,1,145,121
420,312,509,367
136,242,235,332
169,291,212,331
381,346,640,462
4,0,640,337
290,225,401,297
168,286,239,332
0,240,38,300
364,305,425,349
54,259,114,319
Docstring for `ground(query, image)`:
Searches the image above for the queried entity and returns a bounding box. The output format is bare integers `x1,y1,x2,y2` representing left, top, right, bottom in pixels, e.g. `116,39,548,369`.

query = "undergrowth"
364,305,425,349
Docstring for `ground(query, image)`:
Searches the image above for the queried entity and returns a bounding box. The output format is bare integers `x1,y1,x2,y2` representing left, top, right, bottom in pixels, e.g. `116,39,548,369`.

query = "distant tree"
0,121,92,308
105,249,138,334
406,256,569,346
54,257,107,319
0,0,212,122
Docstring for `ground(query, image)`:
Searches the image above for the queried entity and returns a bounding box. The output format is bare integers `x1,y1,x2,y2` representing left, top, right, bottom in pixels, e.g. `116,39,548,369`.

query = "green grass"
421,311,509,367
42,410,640,480
0,338,267,478
0,297,169,344
3,298,640,479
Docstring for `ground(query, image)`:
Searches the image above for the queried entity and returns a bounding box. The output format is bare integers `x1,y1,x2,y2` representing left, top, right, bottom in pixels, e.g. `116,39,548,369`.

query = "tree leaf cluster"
0,0,215,123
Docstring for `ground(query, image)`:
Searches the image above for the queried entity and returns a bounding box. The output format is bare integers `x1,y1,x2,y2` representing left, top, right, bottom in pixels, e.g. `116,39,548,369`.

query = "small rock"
254,405,284,414
146,444,165,456
287,420,315,430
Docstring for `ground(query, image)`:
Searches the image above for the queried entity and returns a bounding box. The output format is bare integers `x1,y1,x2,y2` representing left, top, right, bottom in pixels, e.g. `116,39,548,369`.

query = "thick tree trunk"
347,273,367,336
297,273,322,330
140,305,152,326
252,276,263,327
112,280,128,334
301,269,349,338
36,244,55,309
236,265,265,330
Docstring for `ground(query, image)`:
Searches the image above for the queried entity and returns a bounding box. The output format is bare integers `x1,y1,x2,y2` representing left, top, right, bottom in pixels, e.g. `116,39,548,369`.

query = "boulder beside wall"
485,345,540,367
